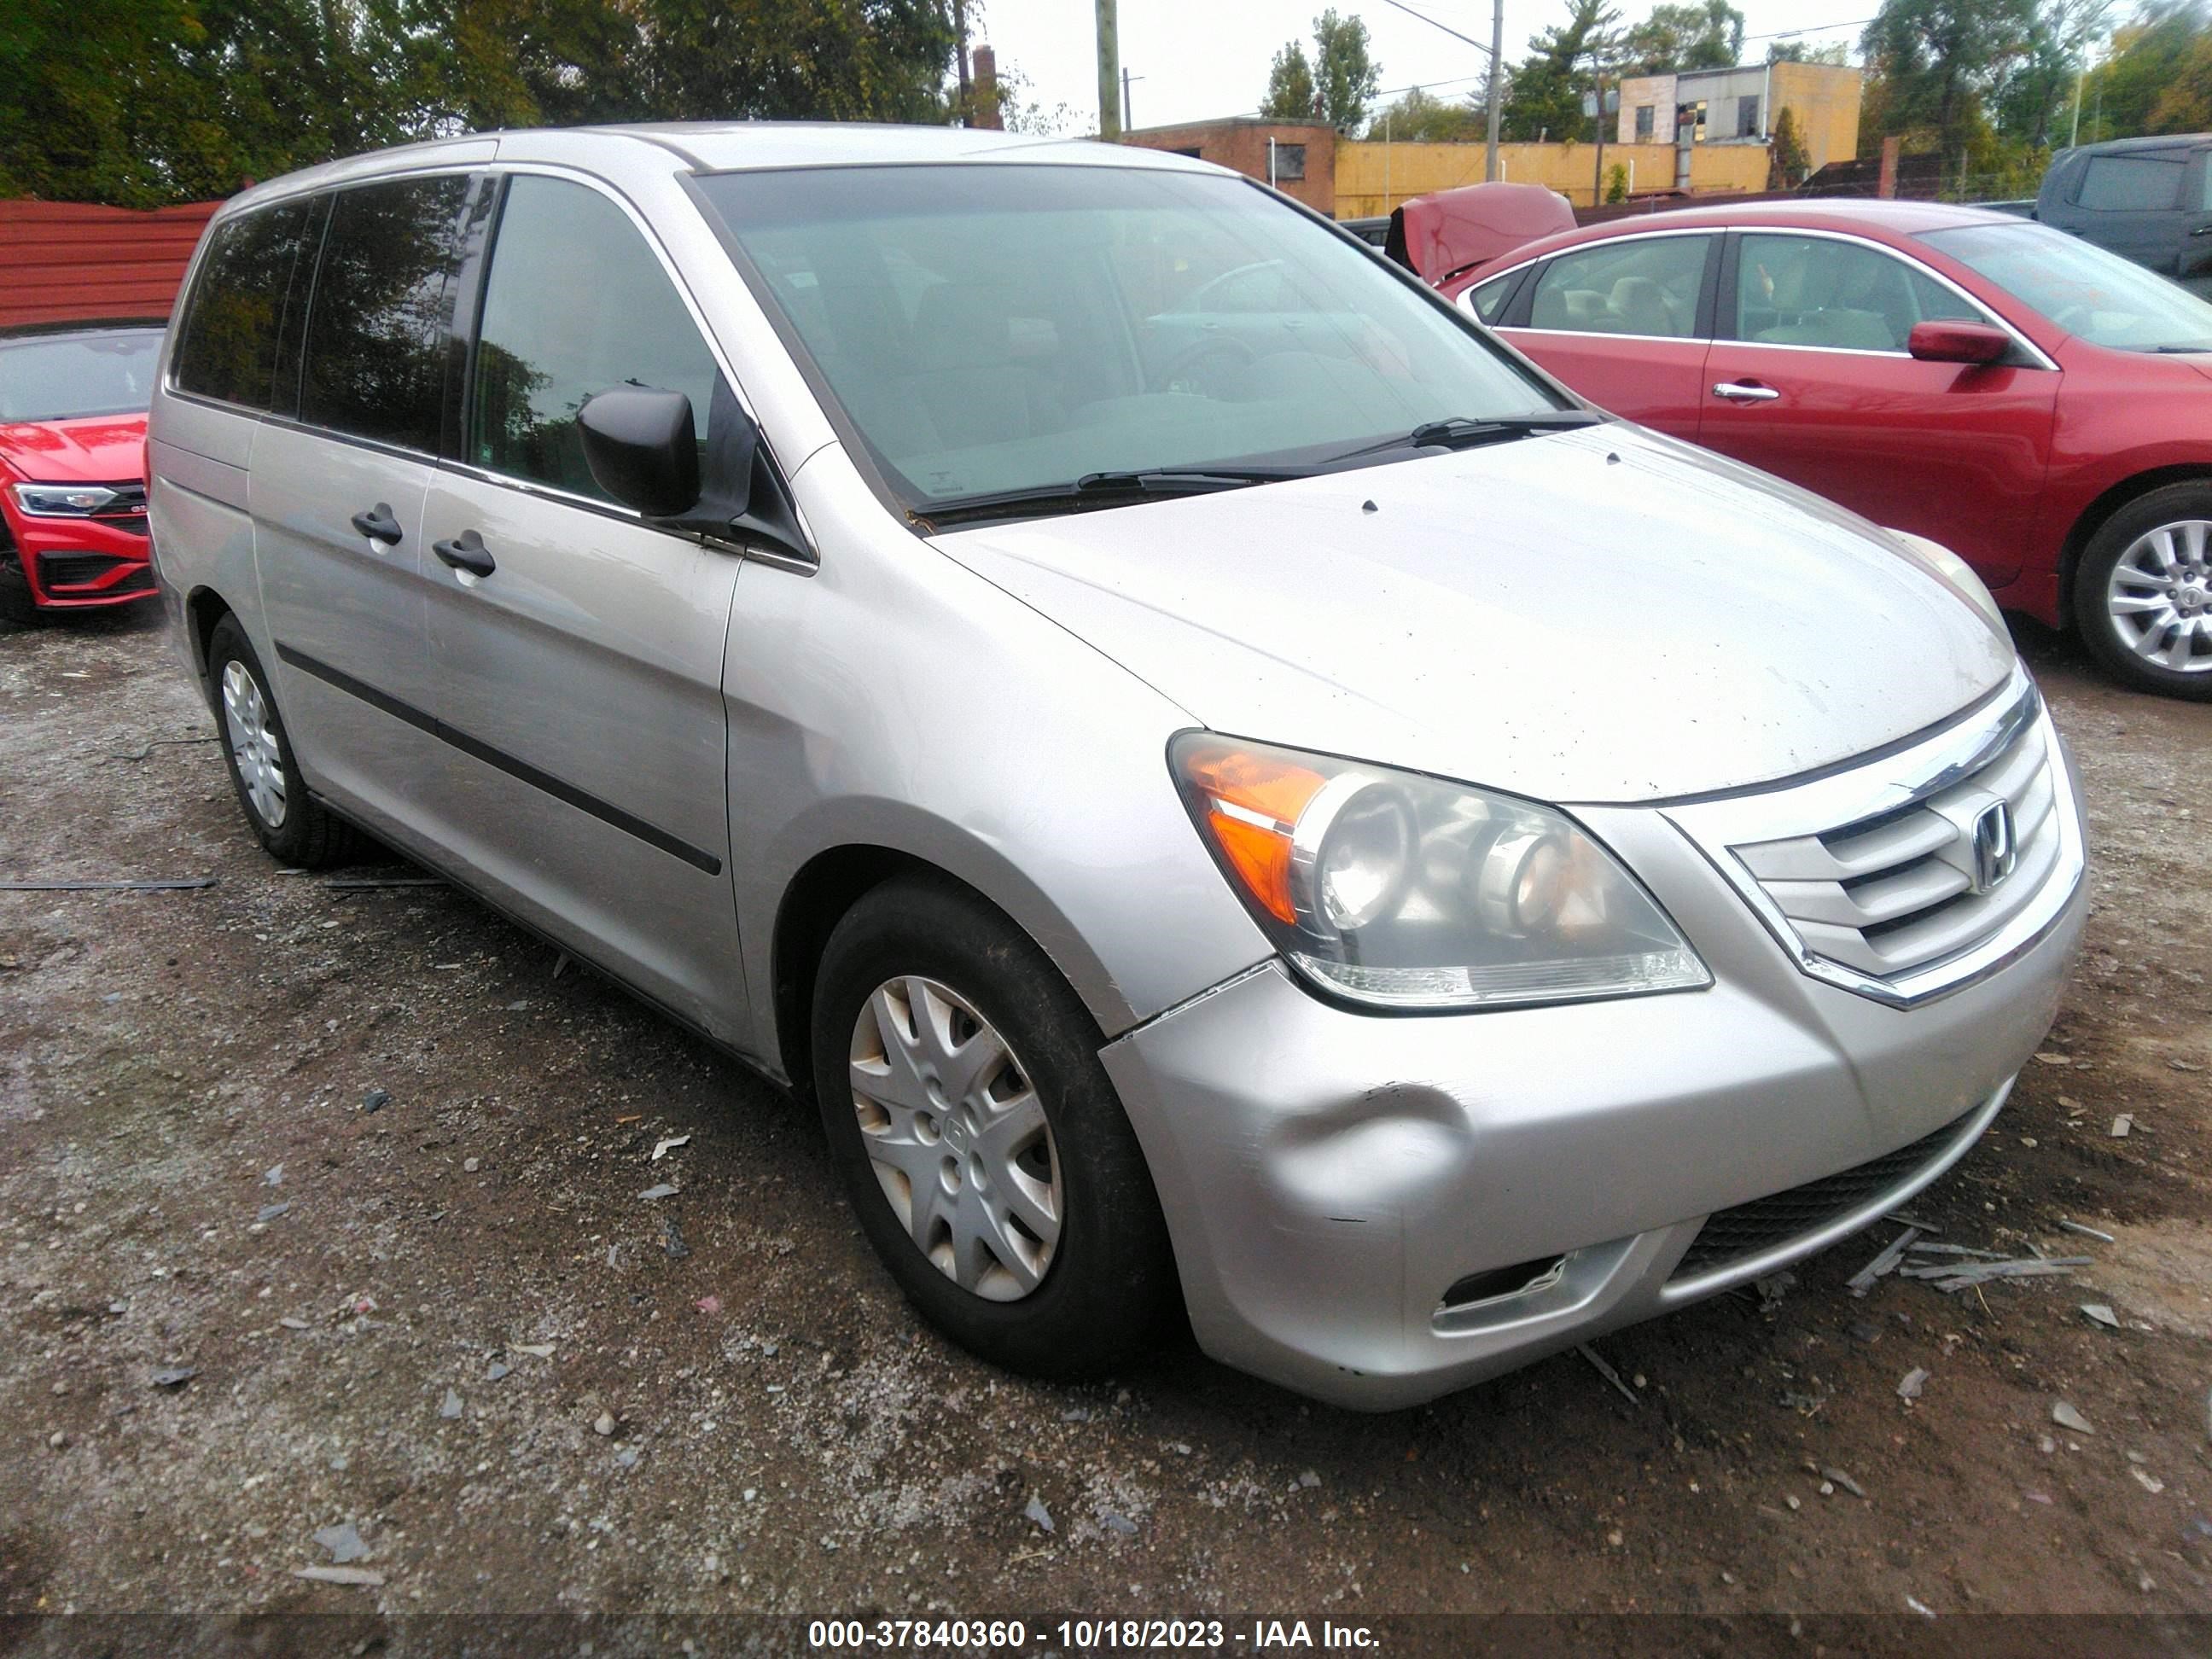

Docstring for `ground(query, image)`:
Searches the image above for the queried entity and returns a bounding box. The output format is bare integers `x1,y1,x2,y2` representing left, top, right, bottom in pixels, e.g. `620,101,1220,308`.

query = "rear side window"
2075,154,2186,212
172,201,312,410
468,175,721,501
1528,236,1710,339
1468,271,1519,323
300,176,472,451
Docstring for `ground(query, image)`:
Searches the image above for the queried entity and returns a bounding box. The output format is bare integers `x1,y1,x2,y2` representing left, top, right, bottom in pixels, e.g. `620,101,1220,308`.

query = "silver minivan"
148,125,2087,1410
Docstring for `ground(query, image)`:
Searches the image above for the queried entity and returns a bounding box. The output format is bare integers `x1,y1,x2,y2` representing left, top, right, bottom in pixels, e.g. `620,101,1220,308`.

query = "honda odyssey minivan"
147,125,2087,1410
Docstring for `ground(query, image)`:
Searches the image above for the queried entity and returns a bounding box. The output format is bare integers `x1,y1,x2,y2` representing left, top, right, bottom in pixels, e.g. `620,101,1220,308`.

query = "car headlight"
12,483,122,517
1170,734,1711,1011
1889,528,2005,633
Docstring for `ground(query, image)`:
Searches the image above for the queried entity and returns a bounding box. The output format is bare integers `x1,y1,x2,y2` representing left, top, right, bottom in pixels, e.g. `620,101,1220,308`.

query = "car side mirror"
1907,321,2012,365
579,387,706,516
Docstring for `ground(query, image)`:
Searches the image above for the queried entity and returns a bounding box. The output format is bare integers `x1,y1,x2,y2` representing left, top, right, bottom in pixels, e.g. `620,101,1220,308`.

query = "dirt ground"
2,602,2209,1646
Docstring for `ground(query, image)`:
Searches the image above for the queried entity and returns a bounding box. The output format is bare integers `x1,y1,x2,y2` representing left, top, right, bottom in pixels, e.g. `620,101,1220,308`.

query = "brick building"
1118,119,1337,213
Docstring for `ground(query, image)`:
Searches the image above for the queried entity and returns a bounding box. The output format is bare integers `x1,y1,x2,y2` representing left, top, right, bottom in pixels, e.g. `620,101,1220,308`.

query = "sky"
969,0,1883,133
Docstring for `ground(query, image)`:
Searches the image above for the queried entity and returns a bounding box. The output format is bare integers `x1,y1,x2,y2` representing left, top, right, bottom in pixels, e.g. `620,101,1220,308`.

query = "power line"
1371,0,1494,57
1743,17,1874,40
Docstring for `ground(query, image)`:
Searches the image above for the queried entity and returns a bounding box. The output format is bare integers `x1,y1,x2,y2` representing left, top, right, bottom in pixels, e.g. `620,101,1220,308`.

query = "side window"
1469,271,1519,323
1735,233,1994,352
2075,154,2186,212
469,175,721,502
300,176,471,451
172,201,312,410
1527,236,1709,338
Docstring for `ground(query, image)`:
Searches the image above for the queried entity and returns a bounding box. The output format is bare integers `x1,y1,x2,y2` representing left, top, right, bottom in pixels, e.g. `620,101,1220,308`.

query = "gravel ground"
2,603,2209,1640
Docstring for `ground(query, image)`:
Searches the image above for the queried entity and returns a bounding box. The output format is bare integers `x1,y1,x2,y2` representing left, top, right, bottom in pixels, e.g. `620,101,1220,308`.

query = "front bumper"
1102,721,2087,1412
3,506,155,610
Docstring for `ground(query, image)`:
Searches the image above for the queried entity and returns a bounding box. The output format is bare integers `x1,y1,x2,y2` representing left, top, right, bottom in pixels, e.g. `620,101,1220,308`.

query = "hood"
0,414,148,484
933,425,2016,805
1388,183,1576,283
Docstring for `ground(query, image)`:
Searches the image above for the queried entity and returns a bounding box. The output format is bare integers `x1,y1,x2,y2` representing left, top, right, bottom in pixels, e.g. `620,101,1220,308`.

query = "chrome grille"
1665,672,2083,1006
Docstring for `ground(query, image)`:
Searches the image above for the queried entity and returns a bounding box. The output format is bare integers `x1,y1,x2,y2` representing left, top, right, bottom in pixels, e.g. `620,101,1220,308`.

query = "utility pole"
954,0,971,121
1592,63,1607,207
1122,67,1144,131
1097,0,1121,139
1485,0,1504,181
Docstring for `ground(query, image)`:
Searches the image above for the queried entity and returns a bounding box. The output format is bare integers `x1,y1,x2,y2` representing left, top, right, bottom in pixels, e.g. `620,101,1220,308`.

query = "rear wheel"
2074,485,2212,700
810,876,1179,1378
207,614,362,866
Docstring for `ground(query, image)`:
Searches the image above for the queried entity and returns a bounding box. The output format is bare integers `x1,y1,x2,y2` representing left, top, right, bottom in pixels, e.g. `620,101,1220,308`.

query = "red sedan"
1442,200,2212,700
0,321,164,625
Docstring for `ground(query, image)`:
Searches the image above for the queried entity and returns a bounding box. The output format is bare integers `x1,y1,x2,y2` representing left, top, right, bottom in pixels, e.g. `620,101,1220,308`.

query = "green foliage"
0,0,967,207
1502,0,1621,142
1767,39,1853,64
1604,160,1630,200
1860,0,2036,172
1312,9,1382,132
1364,86,1486,142
1767,105,1812,184
2083,0,2212,138
1621,1,1743,75
1260,39,1318,120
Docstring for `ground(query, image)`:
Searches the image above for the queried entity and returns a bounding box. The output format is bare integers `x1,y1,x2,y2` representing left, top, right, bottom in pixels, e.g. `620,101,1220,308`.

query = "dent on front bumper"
1101,720,2087,1412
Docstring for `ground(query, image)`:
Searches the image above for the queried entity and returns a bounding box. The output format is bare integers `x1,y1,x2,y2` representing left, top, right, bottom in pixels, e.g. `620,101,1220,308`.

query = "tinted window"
2075,154,2186,212
1734,233,1988,352
1528,236,1709,337
0,329,163,422
469,176,721,501
1470,272,1518,323
172,202,311,410
1922,221,2212,352
300,177,470,451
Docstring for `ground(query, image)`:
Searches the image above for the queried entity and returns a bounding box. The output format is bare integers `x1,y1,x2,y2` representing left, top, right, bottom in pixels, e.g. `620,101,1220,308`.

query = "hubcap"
2107,520,2212,674
847,975,1062,1302
220,660,288,828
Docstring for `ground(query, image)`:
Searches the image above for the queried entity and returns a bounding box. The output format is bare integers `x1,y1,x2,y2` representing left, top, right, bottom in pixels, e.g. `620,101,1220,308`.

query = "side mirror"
1907,320,2012,365
579,387,701,516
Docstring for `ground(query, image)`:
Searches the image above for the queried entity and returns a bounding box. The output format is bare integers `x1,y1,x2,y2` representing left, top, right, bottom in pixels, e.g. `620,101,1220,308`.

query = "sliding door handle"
350,504,403,544
432,529,496,579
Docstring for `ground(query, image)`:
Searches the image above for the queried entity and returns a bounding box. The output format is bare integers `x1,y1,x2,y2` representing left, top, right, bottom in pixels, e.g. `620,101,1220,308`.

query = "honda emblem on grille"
1970,800,2017,894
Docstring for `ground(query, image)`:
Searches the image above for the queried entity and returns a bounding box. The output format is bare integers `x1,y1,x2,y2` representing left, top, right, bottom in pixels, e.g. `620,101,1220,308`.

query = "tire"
206,614,363,867
0,547,40,628
2073,484,2212,701
810,876,1179,1379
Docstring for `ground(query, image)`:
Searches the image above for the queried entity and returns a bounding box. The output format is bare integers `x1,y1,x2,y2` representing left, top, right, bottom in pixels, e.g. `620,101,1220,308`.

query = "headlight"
1170,735,1711,1011
12,483,121,517
1889,528,2005,633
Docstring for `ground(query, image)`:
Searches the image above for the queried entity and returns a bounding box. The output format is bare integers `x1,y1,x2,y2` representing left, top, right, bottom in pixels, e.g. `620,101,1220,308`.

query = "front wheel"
2074,486,2212,700
810,876,1179,1378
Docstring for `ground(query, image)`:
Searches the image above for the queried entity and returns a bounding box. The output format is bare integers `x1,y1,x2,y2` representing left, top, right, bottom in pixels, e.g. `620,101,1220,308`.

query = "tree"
2087,0,2209,137
1767,104,1812,185
1990,0,2111,148
1621,0,1743,75
1260,39,1318,119
1364,85,1485,141
1767,39,1853,65
1605,161,1630,200
1312,8,1382,132
1501,0,1620,142
1859,0,2035,174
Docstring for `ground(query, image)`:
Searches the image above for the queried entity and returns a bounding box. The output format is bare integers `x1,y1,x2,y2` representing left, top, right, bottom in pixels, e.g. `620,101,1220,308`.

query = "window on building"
469,176,724,502
1270,143,1307,183
2075,153,2186,212
1738,97,1761,139
1634,104,1655,141
1676,101,1708,142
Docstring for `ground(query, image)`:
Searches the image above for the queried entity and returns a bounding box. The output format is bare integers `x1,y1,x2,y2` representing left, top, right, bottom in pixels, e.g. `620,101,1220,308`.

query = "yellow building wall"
1769,62,1862,172
1335,141,1772,218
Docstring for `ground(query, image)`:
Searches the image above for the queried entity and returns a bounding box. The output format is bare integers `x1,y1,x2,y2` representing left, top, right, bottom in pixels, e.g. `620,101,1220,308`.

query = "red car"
1442,200,2212,700
0,320,164,625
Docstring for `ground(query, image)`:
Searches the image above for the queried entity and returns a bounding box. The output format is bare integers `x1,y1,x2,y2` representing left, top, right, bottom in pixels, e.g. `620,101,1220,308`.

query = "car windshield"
0,329,164,422
693,164,1567,513
1919,222,2212,352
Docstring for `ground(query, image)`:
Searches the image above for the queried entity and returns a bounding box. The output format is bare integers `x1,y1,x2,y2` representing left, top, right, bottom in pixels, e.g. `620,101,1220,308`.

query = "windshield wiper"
919,465,1310,527
1321,410,1603,466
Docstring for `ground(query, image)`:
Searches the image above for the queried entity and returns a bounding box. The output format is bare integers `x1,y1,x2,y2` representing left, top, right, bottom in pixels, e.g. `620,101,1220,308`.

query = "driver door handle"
350,504,403,544
432,529,497,579
1712,381,1782,404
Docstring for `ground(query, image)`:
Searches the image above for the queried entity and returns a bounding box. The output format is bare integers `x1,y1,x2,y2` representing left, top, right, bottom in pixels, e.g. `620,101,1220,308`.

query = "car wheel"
207,614,362,866
810,876,1179,1378
0,546,41,628
2075,485,2212,700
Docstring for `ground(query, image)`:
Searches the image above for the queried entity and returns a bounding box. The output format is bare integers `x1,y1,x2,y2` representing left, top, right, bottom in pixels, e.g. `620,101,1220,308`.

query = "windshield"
694,165,1566,512
1919,222,2212,352
0,329,164,423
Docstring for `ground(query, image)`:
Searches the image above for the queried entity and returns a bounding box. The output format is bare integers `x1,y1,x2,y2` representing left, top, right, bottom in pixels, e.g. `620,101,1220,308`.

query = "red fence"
0,199,225,330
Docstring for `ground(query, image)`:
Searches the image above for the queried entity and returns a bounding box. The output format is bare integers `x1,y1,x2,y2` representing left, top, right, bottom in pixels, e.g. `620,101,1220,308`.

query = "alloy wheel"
847,975,1062,1301
221,659,288,828
2106,519,2212,675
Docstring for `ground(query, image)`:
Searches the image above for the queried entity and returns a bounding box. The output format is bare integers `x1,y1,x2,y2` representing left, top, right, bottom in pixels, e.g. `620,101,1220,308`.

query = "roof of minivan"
2051,134,2210,158
221,123,1217,216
